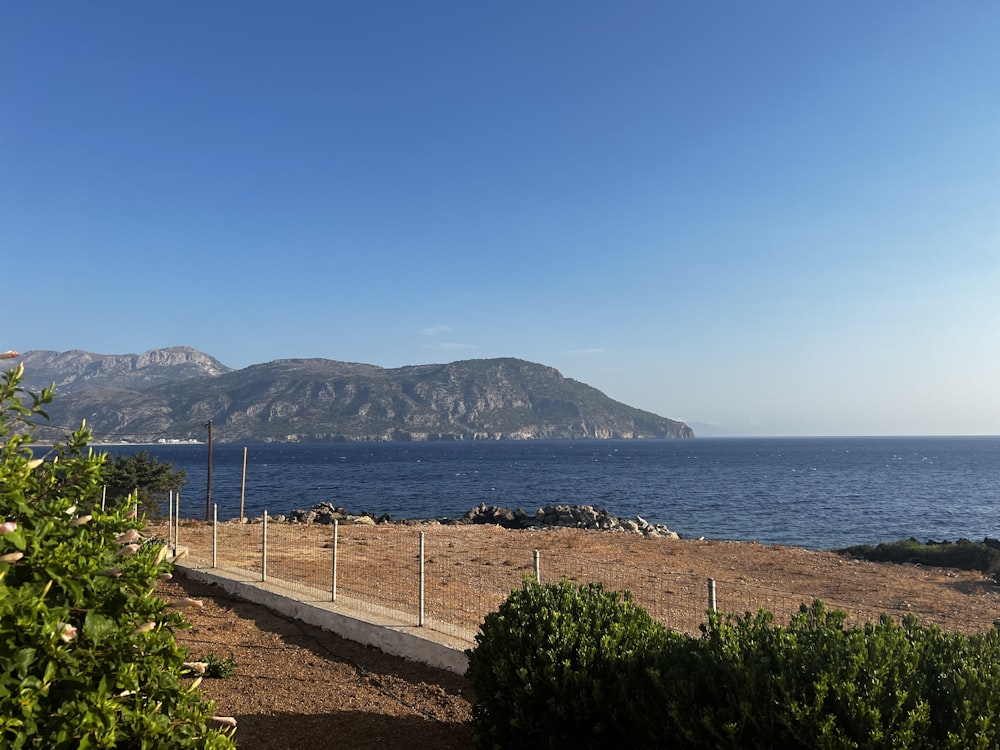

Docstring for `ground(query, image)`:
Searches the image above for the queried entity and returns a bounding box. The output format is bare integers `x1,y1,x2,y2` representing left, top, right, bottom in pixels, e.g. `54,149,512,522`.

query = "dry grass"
153,520,1000,641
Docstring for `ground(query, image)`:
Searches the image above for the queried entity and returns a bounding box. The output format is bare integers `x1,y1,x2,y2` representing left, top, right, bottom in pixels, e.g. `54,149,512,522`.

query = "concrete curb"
176,563,470,675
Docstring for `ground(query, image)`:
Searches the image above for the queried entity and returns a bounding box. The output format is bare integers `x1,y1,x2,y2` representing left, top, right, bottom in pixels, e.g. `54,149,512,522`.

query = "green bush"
200,654,237,679
465,578,677,749
839,538,1000,577
661,603,933,749
0,362,236,749
470,584,1000,749
663,602,1000,749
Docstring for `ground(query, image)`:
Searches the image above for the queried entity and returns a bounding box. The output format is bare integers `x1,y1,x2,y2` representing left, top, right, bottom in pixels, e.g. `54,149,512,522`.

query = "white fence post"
331,520,338,602
167,492,173,549
534,549,541,584
262,510,268,583
212,503,218,569
708,578,717,612
418,531,426,627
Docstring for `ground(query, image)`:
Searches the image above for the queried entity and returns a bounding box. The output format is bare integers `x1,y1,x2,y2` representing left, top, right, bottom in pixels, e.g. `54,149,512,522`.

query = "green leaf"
14,648,36,678
2,527,26,551
83,611,115,645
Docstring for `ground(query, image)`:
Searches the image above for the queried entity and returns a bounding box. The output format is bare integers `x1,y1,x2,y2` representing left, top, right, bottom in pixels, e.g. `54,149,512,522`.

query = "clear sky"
2,2,998,436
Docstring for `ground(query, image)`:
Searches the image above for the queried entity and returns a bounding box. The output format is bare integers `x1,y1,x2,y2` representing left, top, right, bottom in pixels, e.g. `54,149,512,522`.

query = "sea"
107,437,1000,551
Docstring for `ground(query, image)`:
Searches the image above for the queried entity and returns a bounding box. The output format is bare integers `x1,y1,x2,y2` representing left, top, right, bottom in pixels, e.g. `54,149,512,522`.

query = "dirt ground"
157,524,1000,749
162,573,475,750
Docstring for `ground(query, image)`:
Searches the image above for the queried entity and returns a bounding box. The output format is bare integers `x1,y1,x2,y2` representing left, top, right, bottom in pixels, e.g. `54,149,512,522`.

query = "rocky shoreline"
264,502,680,539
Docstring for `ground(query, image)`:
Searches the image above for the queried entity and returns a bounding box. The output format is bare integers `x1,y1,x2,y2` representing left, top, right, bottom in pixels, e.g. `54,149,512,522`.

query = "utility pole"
205,419,213,521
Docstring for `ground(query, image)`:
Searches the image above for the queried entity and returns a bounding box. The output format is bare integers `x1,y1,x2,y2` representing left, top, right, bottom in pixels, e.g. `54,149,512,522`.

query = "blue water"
109,437,1000,550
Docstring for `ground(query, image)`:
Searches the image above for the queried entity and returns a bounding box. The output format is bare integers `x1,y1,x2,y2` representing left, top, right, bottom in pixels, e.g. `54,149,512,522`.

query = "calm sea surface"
110,437,1000,551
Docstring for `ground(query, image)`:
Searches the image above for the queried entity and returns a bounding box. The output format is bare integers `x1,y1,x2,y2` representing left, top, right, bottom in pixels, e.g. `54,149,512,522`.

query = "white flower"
116,529,141,545
183,661,208,674
69,515,92,527
26,458,43,470
63,505,77,516
0,551,24,563
158,572,173,581
209,716,237,728
154,545,169,565
131,621,156,635
58,623,78,642
169,597,204,610
0,521,17,534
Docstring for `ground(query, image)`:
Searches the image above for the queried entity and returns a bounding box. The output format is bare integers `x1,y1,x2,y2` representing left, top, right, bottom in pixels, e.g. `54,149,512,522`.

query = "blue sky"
3,2,998,436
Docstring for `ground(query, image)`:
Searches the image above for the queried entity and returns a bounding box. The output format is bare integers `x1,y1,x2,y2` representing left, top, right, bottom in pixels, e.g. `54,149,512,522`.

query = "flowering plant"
0,362,236,748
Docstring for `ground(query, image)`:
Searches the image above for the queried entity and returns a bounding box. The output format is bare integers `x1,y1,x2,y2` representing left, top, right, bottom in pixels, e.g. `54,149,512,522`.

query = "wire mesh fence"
148,507,1000,648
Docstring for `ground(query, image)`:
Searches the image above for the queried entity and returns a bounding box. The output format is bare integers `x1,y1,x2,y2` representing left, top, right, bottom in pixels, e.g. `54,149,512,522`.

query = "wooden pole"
240,446,248,522
204,420,213,521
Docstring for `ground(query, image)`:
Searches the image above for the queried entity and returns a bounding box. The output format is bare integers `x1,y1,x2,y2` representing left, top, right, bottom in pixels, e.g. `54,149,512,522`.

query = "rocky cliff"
15,348,694,443
18,347,232,394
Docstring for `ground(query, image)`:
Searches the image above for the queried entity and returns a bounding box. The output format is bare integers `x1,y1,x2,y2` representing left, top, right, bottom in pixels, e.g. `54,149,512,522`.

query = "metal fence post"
212,503,218,569
167,492,173,549
331,520,338,602
708,578,717,612
418,531,425,627
534,549,541,584
262,510,268,583
173,494,180,556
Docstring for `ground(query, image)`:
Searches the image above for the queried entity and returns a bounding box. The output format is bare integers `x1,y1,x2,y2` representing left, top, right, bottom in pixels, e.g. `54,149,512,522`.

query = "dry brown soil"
162,573,475,749
158,525,1000,749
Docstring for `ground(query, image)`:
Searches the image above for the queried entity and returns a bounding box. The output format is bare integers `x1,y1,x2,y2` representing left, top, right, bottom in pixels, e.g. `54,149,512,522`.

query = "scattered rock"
280,501,679,538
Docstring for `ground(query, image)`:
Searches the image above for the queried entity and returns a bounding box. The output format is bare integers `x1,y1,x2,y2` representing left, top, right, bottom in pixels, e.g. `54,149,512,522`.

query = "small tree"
103,450,186,517
0,361,237,748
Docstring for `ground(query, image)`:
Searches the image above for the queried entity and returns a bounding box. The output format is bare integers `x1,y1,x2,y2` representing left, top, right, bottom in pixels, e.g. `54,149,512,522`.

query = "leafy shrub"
465,578,678,749
660,603,931,748
0,362,236,749
470,583,1000,749
662,601,1000,749
200,654,237,679
839,538,1000,577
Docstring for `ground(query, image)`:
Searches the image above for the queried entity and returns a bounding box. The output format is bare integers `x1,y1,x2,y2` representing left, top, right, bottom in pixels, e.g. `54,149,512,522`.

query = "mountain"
14,348,694,443
17,347,233,394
